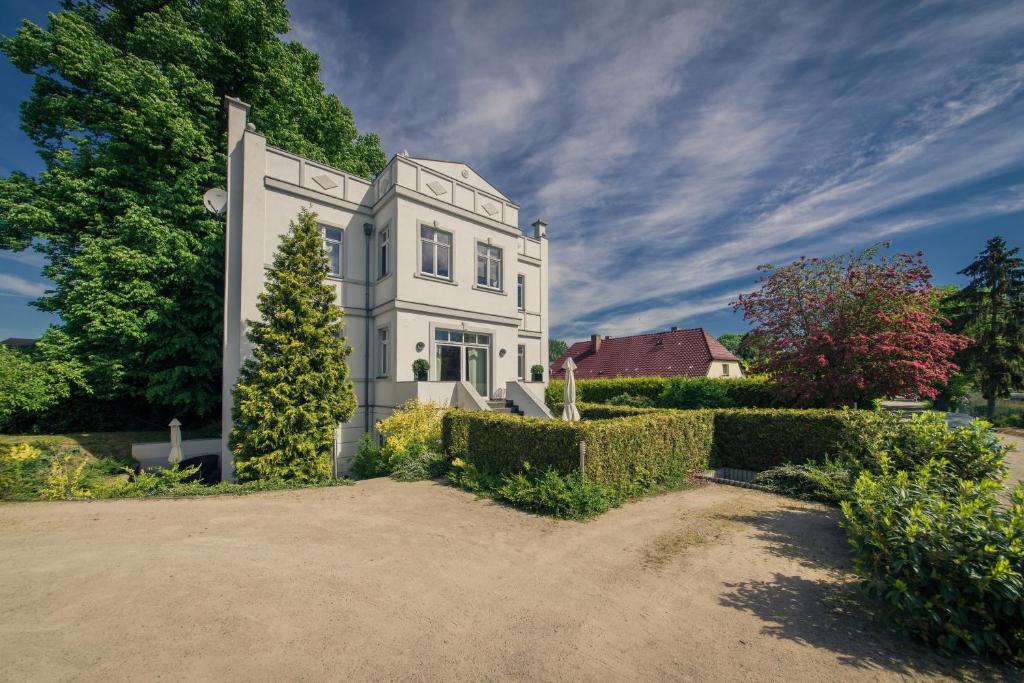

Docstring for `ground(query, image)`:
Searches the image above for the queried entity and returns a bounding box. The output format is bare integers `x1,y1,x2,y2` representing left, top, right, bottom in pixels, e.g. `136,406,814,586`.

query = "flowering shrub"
841,460,1024,662
377,400,448,472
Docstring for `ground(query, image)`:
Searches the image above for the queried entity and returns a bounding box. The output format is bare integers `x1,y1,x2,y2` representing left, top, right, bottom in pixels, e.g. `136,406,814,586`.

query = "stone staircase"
487,398,524,416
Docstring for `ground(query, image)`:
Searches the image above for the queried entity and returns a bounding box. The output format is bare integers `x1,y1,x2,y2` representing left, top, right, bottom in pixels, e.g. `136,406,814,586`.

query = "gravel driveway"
0,480,1012,681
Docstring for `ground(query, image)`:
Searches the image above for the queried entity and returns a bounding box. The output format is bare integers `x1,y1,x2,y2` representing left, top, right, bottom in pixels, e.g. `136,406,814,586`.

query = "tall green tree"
549,339,568,362
0,0,385,422
229,208,356,482
951,236,1024,417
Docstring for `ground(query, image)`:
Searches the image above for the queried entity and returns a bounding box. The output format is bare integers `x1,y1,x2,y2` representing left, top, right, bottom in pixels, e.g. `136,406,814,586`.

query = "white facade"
221,98,550,479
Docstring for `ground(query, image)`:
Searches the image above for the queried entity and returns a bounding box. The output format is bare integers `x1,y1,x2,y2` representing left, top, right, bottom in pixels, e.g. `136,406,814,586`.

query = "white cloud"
0,273,47,298
288,0,1024,340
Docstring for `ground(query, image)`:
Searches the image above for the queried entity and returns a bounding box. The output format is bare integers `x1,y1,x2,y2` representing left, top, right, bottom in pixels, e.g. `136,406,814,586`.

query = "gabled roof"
549,327,739,379
407,157,511,202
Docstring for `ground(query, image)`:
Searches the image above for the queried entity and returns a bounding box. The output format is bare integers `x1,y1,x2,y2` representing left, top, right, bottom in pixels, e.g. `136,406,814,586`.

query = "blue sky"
1,1,1023,343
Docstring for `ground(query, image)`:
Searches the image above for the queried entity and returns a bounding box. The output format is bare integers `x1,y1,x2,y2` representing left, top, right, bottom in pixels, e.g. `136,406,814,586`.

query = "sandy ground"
999,432,1024,496
0,480,1014,682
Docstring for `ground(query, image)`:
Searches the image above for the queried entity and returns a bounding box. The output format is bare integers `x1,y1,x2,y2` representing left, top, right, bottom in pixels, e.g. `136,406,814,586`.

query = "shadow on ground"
718,504,1016,680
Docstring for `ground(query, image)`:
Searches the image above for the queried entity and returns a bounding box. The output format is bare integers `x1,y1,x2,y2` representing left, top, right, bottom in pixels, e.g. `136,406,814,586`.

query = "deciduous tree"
732,244,970,407
0,0,385,424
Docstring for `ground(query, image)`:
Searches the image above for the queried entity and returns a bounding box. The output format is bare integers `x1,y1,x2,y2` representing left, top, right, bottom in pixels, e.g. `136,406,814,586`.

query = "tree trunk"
986,394,996,418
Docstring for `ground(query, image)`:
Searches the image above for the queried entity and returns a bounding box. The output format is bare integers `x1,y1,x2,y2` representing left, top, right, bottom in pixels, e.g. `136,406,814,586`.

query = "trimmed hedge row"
443,409,715,501
709,409,879,471
545,375,777,412
444,405,880,498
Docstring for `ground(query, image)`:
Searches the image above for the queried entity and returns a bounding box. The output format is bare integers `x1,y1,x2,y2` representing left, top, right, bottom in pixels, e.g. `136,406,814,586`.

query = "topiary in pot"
412,358,429,381
530,364,544,382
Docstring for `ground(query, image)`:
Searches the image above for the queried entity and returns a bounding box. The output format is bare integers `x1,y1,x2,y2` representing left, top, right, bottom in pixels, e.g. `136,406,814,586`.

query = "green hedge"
443,409,715,501
446,405,879,493
545,376,777,412
710,409,880,471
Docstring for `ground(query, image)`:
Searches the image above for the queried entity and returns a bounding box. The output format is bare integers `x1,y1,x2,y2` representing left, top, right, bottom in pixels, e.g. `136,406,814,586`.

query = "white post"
579,441,586,477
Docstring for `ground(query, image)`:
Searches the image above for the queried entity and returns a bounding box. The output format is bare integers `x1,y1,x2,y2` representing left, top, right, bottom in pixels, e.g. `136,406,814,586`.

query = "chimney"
670,326,678,331
590,334,602,353
532,219,548,239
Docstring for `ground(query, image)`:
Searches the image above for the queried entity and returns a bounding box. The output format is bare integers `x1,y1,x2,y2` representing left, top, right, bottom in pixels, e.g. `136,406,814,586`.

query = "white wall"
222,98,550,480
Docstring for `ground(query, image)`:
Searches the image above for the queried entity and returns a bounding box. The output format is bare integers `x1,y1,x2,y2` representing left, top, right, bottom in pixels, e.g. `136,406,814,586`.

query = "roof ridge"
569,327,706,345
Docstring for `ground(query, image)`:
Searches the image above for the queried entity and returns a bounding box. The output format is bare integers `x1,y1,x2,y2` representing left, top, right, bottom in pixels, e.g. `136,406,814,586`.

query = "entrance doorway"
434,329,491,396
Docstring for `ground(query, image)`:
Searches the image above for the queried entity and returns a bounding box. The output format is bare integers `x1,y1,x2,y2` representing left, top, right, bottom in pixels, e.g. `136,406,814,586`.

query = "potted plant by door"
412,359,429,381
530,364,544,382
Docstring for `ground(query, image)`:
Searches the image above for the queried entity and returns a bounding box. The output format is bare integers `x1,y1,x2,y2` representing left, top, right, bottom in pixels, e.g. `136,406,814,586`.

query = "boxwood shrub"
545,375,777,412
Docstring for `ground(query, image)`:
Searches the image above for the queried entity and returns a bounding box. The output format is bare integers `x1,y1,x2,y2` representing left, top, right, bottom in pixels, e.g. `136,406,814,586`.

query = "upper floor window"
420,226,451,279
476,243,502,290
721,363,730,377
322,226,343,277
517,274,525,310
378,227,390,278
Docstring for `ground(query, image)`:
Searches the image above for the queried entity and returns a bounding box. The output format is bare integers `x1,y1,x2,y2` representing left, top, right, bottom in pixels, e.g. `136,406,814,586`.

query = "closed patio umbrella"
561,358,580,422
168,418,183,465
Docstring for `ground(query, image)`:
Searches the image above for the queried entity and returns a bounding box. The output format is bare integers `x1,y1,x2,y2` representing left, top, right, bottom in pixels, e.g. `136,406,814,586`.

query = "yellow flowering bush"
377,400,448,469
3,443,43,462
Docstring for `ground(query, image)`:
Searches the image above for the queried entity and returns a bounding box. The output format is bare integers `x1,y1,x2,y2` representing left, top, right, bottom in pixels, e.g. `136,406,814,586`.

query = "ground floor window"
435,328,490,396
517,345,526,380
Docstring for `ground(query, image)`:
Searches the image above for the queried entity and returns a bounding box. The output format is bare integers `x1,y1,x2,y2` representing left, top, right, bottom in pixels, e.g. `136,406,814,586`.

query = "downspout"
363,222,374,437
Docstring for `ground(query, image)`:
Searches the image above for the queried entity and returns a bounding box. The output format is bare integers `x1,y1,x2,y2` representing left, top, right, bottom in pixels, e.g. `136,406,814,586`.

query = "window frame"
517,274,525,310
378,226,390,279
378,326,390,378
475,241,503,291
321,224,343,278
517,344,526,381
419,224,453,281
721,363,730,377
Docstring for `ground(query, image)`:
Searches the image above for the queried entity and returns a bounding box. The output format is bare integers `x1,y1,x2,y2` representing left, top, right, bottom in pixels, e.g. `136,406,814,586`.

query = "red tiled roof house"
550,327,743,380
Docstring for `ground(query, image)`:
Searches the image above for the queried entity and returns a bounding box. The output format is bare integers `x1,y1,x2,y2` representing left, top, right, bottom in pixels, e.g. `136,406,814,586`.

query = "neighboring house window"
322,226,342,277
378,227,390,278
517,274,525,310
476,243,502,289
518,345,526,380
722,363,730,377
378,327,389,377
420,226,451,279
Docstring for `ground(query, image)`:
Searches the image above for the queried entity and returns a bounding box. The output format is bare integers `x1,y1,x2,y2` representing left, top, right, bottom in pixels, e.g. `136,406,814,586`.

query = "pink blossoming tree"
732,244,970,407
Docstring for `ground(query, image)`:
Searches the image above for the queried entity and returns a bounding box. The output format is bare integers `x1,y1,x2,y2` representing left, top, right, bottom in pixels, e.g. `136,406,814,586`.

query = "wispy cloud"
0,272,47,297
290,0,1024,340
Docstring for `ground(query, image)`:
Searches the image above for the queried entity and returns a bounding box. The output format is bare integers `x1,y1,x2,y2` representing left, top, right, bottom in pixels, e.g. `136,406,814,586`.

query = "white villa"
220,97,551,480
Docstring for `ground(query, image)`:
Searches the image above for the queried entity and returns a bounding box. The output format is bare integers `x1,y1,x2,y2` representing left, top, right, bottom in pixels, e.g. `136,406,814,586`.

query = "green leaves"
0,0,386,424
229,209,356,483
841,460,1024,662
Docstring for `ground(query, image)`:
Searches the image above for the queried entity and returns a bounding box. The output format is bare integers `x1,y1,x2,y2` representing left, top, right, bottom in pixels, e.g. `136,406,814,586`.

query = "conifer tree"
229,209,356,482
951,236,1024,417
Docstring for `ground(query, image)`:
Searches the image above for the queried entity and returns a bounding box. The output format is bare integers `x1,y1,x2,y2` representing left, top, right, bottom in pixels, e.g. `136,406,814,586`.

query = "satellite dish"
203,188,227,215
